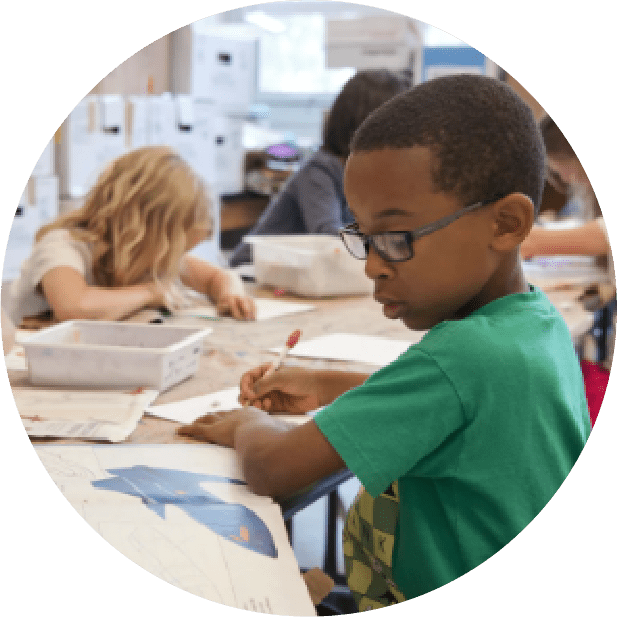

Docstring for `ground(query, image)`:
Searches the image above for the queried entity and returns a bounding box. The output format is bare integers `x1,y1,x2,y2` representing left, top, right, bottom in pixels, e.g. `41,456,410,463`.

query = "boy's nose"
364,247,394,280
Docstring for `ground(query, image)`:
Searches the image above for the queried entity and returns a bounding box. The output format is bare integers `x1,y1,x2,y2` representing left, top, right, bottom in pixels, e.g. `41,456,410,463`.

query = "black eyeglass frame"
339,197,501,263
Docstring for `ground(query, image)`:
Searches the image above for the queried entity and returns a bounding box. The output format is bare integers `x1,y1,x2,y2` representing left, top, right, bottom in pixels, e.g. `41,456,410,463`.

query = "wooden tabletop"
9,284,594,445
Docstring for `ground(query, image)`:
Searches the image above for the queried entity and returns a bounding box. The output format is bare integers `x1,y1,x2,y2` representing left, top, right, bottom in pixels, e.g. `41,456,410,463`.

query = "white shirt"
4,229,93,325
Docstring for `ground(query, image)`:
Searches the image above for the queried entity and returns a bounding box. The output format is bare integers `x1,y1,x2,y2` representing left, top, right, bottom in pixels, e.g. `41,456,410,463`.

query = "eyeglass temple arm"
411,200,491,240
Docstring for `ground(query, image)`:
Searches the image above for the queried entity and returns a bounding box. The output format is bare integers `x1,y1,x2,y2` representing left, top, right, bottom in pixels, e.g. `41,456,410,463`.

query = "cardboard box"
56,96,101,198
171,25,257,112
27,175,59,223
31,139,54,177
3,204,41,282
326,15,422,73
126,94,177,149
213,114,245,195
21,320,212,391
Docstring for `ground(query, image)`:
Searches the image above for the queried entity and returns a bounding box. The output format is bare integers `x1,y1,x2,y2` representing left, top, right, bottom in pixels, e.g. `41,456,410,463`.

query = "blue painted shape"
92,465,278,558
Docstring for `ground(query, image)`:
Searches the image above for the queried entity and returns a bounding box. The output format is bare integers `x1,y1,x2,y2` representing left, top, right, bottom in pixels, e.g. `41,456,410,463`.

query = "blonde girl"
5,146,255,325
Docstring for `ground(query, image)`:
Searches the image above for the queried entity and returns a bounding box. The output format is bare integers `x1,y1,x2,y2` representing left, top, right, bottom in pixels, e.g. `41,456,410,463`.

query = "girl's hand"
239,364,322,414
216,294,256,321
144,280,169,309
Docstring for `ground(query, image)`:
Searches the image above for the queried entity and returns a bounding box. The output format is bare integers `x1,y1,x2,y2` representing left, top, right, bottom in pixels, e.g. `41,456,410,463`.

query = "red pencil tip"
286,329,302,349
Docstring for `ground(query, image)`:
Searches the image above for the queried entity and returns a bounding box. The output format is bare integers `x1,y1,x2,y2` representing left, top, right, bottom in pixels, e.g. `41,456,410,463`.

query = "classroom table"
7,283,597,591
9,284,593,437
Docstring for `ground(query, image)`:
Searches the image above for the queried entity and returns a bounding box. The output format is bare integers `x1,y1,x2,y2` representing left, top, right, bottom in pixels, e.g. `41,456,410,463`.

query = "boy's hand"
216,294,256,321
176,407,266,447
239,364,322,414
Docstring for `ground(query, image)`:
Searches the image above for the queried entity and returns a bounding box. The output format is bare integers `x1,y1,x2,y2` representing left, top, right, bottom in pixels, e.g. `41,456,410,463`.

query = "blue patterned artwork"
92,465,278,558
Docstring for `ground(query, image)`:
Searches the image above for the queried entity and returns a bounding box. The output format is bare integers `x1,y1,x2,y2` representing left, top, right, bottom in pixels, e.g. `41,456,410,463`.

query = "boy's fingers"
177,423,212,441
252,371,287,398
191,414,220,425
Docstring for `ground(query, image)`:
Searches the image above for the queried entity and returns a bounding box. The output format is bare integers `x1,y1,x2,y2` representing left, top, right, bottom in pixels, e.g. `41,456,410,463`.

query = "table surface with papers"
7,280,597,444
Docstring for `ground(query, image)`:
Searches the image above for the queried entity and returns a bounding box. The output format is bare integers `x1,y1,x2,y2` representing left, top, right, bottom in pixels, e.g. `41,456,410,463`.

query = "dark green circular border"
0,0,617,617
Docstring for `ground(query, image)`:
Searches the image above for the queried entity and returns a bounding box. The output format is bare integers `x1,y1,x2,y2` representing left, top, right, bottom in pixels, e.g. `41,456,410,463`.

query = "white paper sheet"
149,386,313,427
149,386,243,423
174,297,315,322
15,388,159,442
270,332,418,367
34,444,316,615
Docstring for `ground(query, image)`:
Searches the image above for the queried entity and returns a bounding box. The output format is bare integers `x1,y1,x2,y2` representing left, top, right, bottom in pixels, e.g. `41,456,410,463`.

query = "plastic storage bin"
246,235,373,297
21,321,211,391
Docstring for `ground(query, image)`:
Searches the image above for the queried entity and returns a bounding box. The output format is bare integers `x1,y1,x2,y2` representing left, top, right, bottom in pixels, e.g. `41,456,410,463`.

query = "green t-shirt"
314,288,591,602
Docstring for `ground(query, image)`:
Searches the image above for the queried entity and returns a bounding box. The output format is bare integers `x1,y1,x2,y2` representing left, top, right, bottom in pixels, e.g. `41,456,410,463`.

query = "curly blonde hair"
37,146,213,287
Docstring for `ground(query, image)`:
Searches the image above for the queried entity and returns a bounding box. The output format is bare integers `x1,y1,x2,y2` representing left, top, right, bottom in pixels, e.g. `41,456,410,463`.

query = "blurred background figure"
521,115,614,425
228,69,413,267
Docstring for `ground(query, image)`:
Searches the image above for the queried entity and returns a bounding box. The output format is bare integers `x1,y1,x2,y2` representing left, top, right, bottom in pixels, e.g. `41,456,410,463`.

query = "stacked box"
171,25,257,114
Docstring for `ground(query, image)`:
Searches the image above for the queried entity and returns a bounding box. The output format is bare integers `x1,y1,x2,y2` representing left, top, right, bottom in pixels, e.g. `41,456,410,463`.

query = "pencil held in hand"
241,329,302,407
268,329,302,375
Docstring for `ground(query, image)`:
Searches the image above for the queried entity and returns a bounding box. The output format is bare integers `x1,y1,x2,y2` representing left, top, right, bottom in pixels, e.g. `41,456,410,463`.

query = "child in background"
228,69,412,266
521,116,614,422
4,146,255,326
179,75,590,608
521,115,611,263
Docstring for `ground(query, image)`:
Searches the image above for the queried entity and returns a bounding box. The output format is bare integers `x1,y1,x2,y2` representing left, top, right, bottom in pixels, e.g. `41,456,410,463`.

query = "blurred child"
521,115,610,262
179,75,590,607
229,69,412,266
4,146,255,325
521,116,614,409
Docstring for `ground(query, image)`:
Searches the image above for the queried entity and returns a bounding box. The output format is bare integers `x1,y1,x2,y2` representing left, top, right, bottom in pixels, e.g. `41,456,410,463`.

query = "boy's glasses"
339,198,498,262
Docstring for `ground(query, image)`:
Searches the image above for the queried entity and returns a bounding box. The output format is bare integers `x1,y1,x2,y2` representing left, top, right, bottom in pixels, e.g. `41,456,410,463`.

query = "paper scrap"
14,388,159,442
149,386,243,423
150,386,314,426
270,333,417,367
174,298,315,322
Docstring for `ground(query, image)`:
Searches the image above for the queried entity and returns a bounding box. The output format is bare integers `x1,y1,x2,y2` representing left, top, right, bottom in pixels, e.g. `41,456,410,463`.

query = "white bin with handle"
20,321,212,392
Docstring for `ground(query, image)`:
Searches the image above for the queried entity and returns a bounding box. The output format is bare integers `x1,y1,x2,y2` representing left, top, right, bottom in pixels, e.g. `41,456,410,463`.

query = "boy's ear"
489,193,535,251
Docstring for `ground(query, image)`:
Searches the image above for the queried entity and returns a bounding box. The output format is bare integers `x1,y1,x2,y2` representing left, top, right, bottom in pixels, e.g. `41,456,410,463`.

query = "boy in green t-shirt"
179,74,591,607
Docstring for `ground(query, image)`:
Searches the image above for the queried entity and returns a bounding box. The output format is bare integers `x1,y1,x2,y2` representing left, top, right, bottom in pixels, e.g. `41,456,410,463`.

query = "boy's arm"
180,255,255,320
178,408,346,498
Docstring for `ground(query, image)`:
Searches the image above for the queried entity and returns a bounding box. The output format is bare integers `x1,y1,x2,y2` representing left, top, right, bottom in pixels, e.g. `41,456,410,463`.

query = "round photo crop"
1,2,613,616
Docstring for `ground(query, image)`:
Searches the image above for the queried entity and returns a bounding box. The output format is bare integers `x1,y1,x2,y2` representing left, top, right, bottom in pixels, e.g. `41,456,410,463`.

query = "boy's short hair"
351,74,546,214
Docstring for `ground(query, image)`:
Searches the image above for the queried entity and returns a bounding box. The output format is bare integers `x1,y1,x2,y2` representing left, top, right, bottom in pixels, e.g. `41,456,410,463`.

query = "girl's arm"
180,255,256,320
520,218,610,259
41,267,165,322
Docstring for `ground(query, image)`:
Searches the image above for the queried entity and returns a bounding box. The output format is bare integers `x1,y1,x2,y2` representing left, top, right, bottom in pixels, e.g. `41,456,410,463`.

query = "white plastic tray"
21,321,212,391
246,234,373,297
